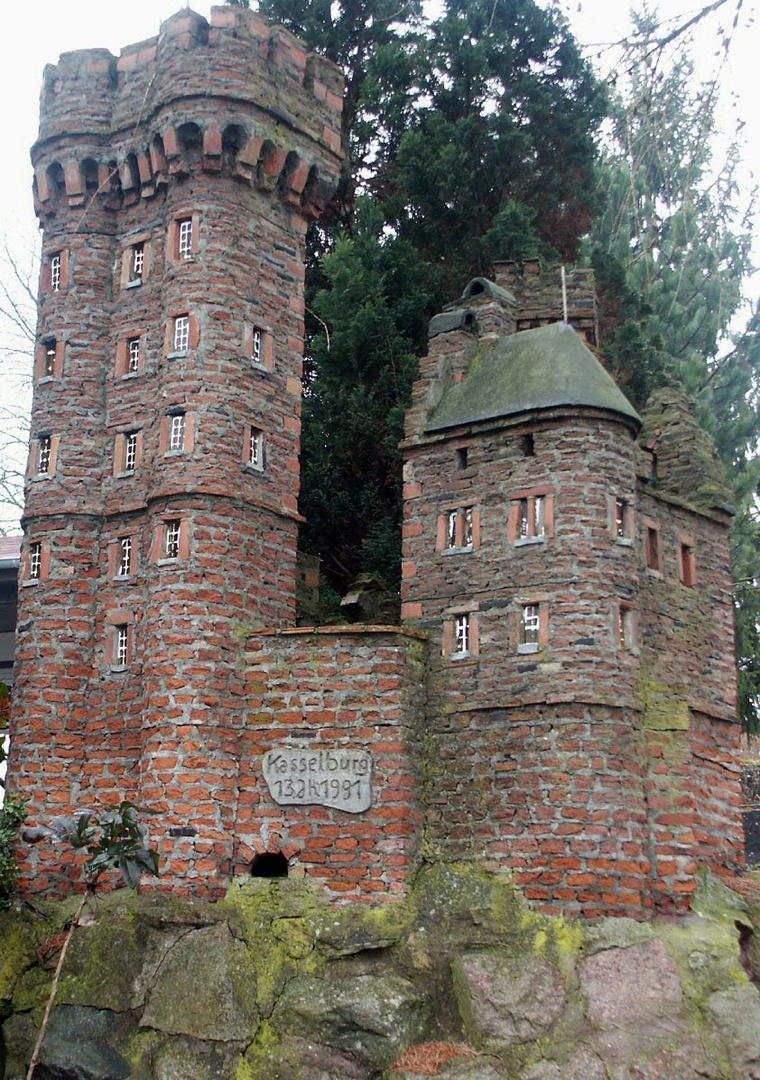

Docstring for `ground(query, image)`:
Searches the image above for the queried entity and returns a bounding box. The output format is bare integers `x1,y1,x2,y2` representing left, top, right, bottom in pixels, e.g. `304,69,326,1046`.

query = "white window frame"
252,327,262,364
115,625,130,667
169,413,186,452
37,436,52,474
454,613,470,656
118,537,132,577
129,242,144,281
519,603,541,653
29,542,42,580
50,252,62,292
127,337,140,373
173,315,190,353
249,427,264,469
177,218,193,259
124,432,138,473
164,520,181,560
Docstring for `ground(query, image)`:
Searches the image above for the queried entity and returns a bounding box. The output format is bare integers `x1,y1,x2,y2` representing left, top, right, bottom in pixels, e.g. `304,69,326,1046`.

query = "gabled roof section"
426,321,640,433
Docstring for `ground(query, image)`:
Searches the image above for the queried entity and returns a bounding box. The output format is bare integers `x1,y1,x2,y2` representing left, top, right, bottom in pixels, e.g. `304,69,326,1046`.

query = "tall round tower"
10,6,343,895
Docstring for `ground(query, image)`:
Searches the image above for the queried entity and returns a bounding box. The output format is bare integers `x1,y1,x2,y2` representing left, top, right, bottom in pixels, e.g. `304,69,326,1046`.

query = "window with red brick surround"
105,610,136,669
110,535,138,579
29,434,60,479
41,248,69,293
159,411,195,455
242,425,266,471
679,538,697,587
114,430,143,476
115,334,145,377
151,518,190,563
167,212,201,262
35,337,64,381
22,539,50,585
508,488,554,544
120,235,152,287
243,323,273,369
515,596,549,654
442,605,480,659
436,506,480,552
164,312,199,357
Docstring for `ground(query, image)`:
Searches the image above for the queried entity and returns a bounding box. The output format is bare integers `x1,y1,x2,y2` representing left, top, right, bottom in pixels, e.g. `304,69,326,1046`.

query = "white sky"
0,0,757,534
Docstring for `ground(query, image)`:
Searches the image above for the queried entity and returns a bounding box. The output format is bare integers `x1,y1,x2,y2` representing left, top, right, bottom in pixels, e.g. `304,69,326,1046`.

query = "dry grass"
390,1041,479,1076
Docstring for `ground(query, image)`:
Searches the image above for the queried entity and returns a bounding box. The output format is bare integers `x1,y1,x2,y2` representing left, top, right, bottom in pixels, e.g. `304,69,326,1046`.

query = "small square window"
440,506,478,551
177,218,193,259
37,436,52,474
164,520,182,560
117,537,132,577
519,496,547,539
173,315,190,353
127,337,141,373
455,447,468,470
43,340,57,377
50,253,62,292
249,427,264,469
124,432,138,473
169,413,185,452
510,492,553,544
28,542,42,580
115,625,130,667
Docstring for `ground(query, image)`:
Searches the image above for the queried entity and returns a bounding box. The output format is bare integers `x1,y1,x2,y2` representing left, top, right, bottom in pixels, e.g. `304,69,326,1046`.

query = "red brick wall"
233,628,426,900
10,7,343,896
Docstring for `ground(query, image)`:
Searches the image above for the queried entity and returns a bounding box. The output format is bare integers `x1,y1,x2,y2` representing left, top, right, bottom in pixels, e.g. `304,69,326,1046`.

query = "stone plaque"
262,748,373,813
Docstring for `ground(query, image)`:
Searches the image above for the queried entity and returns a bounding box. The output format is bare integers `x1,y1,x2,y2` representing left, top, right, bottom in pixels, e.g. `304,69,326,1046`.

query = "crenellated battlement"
32,6,343,223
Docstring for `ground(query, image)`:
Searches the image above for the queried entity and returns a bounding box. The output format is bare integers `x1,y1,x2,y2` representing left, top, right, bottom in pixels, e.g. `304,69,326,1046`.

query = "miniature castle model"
9,7,743,917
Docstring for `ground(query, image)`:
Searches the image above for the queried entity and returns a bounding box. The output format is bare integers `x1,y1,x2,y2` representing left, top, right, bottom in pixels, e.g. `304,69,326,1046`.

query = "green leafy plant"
0,793,28,910
23,802,158,1080
27,801,159,889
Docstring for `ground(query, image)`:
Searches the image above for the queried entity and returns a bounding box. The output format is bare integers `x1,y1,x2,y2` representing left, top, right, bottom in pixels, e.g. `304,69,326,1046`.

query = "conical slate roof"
426,321,640,432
